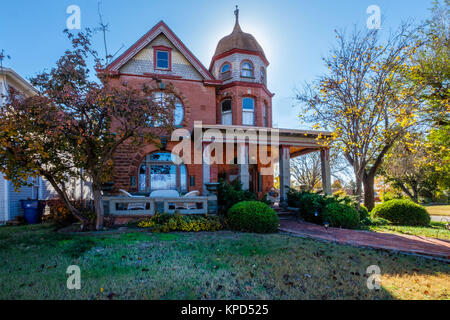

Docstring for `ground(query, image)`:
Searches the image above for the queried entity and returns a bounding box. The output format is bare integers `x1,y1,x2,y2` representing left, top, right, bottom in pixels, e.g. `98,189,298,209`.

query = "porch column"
238,143,249,190
202,143,210,194
320,148,332,195
279,145,291,206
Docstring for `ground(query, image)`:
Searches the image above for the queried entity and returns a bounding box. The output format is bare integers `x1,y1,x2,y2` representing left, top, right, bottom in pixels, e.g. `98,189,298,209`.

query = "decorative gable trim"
105,21,215,81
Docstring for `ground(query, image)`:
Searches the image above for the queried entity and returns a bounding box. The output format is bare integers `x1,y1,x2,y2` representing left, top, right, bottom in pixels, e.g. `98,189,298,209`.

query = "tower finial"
234,5,239,23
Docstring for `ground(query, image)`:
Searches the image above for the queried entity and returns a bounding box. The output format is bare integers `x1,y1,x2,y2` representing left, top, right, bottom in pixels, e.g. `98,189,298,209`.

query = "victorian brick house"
104,9,332,205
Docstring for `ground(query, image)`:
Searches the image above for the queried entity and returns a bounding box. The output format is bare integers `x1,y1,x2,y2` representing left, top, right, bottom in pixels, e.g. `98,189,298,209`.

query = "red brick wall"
108,75,275,196
216,84,273,127
109,75,217,194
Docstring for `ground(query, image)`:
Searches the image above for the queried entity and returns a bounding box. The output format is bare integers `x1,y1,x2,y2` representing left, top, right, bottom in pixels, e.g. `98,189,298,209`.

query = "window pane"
222,112,232,125
156,51,169,69
150,153,174,162
221,100,232,112
263,102,268,126
241,62,253,77
221,64,230,73
243,110,254,125
150,165,177,190
151,93,184,126
242,98,254,110
180,165,187,191
139,165,147,192
242,69,253,77
174,102,184,126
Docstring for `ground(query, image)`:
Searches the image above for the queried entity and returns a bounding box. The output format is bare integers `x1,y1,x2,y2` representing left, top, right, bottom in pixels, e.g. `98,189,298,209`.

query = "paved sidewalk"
279,219,450,260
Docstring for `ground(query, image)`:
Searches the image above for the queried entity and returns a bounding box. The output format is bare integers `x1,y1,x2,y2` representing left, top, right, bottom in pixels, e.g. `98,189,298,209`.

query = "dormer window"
220,63,232,80
241,61,254,78
154,46,171,70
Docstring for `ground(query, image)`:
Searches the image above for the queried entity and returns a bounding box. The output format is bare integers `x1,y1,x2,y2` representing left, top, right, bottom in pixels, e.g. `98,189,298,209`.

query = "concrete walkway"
279,219,450,260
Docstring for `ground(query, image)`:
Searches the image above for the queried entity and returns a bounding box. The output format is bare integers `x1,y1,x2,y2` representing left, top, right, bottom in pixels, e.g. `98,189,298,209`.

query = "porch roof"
197,124,331,156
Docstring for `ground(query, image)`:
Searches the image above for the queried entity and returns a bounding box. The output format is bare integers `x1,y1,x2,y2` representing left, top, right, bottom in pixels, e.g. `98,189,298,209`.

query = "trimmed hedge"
227,201,279,233
323,202,360,229
138,213,222,233
371,199,430,226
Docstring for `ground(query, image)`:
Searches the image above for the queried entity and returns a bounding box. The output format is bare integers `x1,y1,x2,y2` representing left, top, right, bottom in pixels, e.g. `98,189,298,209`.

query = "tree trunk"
363,173,375,211
93,184,105,230
355,173,363,210
44,174,89,228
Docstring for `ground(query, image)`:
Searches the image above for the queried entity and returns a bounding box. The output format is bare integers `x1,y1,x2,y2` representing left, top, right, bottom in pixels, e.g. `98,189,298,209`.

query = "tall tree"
296,24,423,210
408,0,450,192
0,30,176,229
381,135,438,202
290,153,322,191
409,0,449,125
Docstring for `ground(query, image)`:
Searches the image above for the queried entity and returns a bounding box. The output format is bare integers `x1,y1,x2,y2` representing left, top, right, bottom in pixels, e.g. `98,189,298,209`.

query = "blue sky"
0,0,433,129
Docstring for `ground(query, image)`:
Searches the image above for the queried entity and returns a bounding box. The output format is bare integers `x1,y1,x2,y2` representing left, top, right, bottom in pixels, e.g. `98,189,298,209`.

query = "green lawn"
426,205,450,217
365,222,450,241
0,224,448,300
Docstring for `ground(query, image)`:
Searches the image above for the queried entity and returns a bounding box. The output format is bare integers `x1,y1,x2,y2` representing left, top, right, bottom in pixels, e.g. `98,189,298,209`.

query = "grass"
426,205,450,217
0,224,448,300
365,222,450,241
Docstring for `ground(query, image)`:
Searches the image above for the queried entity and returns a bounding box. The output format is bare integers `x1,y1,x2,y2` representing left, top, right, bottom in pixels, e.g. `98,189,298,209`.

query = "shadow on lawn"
0,224,448,300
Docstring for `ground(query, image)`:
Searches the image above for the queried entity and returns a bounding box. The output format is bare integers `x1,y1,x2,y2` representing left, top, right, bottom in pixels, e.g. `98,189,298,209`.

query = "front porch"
105,125,332,217
201,125,333,206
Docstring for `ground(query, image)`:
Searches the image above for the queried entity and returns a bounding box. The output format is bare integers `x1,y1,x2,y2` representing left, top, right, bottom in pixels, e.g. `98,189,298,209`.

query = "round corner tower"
210,7,273,128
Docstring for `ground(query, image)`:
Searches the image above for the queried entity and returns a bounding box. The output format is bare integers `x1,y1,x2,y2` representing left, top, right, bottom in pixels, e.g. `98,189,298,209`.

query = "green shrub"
358,205,370,221
322,202,360,229
288,189,368,229
217,180,257,216
138,213,222,233
370,217,391,226
227,201,279,233
372,200,430,226
381,191,405,202
287,189,324,224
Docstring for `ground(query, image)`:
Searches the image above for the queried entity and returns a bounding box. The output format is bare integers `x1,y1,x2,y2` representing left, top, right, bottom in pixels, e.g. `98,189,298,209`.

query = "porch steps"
272,206,297,220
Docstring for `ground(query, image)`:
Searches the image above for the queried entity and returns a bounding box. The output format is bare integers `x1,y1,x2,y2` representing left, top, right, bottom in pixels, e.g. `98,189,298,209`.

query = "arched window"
242,97,255,126
241,61,254,78
220,63,231,80
221,99,233,125
261,67,266,85
151,92,184,126
138,152,188,193
263,101,268,127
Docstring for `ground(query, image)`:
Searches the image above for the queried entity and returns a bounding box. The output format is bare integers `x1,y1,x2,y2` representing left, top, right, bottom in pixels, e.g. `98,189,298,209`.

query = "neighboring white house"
0,67,40,223
0,67,94,224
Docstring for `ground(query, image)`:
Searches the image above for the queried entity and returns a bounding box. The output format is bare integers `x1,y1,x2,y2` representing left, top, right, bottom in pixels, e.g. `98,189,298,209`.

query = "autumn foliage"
0,29,176,229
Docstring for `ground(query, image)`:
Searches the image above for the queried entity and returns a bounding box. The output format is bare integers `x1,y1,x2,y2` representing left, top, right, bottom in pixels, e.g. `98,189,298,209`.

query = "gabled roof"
0,67,37,97
105,21,216,81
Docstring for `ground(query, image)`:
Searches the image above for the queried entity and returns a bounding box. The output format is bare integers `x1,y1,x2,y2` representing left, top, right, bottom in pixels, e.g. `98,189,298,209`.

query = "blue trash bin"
20,200,42,224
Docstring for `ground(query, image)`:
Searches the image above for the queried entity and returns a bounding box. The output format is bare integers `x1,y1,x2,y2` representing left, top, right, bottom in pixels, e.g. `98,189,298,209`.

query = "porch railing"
103,196,209,216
